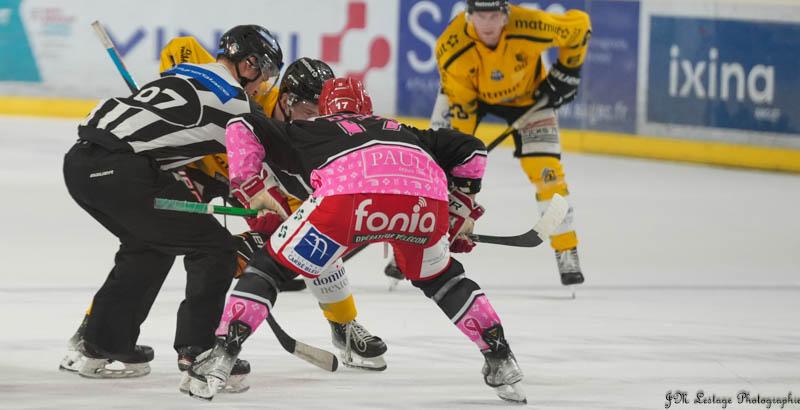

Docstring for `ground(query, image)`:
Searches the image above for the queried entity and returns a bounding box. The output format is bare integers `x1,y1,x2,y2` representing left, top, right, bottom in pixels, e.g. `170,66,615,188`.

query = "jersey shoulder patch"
436,13,476,72
163,63,242,104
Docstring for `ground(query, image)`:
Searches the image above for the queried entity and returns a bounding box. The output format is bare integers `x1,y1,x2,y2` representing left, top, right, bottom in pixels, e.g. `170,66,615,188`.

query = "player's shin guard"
520,156,583,285
184,252,283,400
216,265,280,338
306,261,387,370
305,260,356,324
411,259,502,351
520,156,576,250
412,259,525,402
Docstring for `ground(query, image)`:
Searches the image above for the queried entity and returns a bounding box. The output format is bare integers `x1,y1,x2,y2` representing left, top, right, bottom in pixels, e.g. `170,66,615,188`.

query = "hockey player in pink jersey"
185,78,526,403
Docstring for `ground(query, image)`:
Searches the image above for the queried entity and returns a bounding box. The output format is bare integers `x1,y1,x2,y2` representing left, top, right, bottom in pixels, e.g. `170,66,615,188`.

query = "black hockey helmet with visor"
277,58,335,120
280,58,335,105
217,25,284,92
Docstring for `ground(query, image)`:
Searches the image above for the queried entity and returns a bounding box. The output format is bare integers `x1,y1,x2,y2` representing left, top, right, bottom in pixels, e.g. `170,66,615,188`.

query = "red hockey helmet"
319,77,373,115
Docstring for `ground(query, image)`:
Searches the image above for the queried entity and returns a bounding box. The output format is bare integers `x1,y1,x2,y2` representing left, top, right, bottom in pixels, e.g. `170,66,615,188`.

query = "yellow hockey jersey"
436,5,591,133
158,37,279,183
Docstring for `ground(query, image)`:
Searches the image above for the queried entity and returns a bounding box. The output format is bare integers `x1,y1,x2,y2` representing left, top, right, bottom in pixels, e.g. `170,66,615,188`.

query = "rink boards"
1,0,800,171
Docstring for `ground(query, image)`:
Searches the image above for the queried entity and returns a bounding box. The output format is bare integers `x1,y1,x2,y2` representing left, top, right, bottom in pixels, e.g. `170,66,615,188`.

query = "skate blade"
59,350,85,373
188,375,223,401
340,351,387,371
387,278,400,292
78,358,150,379
180,372,248,394
495,381,527,404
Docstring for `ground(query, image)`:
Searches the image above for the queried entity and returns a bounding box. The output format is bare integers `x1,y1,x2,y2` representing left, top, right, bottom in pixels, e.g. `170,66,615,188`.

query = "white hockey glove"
230,165,290,220
448,190,485,253
429,89,452,130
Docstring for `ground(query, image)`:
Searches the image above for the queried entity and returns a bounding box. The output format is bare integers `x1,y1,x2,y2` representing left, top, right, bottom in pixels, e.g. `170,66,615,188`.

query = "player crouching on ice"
183,77,548,404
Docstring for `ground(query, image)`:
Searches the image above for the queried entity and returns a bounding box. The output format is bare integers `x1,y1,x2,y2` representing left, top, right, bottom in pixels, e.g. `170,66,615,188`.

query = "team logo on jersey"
491,70,504,81
286,226,342,275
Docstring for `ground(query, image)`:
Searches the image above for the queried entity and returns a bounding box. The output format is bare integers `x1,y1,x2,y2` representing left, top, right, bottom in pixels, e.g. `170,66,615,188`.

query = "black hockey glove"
533,61,581,110
233,231,306,291
233,231,268,278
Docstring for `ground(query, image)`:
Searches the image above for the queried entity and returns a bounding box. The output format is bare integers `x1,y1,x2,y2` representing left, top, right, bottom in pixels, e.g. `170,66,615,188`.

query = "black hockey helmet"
279,58,335,105
217,25,284,89
466,0,509,14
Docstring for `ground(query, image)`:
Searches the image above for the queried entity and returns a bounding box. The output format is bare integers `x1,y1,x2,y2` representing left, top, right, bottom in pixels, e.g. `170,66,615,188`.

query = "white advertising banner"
0,0,399,114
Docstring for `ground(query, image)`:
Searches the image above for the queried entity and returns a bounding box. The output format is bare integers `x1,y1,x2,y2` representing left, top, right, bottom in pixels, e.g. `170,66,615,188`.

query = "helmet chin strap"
235,61,260,89
278,98,293,122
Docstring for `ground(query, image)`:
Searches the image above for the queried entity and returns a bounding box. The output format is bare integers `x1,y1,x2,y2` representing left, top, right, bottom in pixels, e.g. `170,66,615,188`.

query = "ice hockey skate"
77,341,154,379
383,259,404,291
58,316,89,373
556,247,584,286
480,324,526,404
177,346,251,394
186,321,251,401
330,320,387,371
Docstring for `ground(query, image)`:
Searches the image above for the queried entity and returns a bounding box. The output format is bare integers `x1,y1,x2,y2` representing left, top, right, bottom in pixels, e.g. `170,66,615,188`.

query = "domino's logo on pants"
286,226,342,277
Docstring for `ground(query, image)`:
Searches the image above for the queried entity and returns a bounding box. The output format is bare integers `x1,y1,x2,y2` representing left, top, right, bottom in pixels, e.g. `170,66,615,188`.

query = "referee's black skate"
480,324,526,404
78,341,154,379
330,320,387,371
177,346,251,394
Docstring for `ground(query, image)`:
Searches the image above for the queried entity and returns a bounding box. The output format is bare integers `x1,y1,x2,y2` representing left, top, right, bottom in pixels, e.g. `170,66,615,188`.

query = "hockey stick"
484,96,550,152
468,192,568,247
342,244,369,262
266,315,338,372
91,21,139,93
155,197,258,217
154,198,337,369
156,198,371,257
154,196,568,247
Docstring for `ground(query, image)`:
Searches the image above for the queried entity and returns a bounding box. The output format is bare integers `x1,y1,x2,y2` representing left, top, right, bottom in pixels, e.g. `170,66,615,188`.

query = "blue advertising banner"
396,0,463,118
396,0,639,134
557,0,638,133
0,0,40,82
647,16,800,134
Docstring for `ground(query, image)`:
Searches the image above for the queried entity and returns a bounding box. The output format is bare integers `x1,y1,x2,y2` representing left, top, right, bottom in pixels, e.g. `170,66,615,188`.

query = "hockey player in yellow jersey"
432,0,591,286
158,37,388,371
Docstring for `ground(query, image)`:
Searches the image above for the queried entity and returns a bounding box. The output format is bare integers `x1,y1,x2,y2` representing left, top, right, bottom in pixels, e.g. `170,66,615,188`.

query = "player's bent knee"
242,249,299,294
233,270,278,307
520,156,569,200
412,259,481,319
411,258,464,297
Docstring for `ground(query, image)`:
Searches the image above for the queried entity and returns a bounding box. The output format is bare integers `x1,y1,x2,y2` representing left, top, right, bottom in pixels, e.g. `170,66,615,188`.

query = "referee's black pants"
63,141,235,356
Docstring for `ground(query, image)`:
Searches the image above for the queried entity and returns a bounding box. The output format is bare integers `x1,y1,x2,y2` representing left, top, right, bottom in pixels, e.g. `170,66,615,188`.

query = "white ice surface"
0,116,798,409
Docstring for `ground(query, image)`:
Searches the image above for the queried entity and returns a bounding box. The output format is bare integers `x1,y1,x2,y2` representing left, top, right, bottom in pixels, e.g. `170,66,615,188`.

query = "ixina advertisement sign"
396,0,639,133
647,16,800,135
1,0,398,114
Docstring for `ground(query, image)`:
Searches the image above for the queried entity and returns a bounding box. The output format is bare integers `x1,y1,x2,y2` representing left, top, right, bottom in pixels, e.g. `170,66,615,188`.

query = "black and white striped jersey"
78,63,254,170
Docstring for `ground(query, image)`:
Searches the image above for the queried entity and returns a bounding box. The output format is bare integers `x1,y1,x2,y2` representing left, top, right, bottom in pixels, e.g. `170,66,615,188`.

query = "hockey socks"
454,293,502,351
412,260,502,351
215,296,269,337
